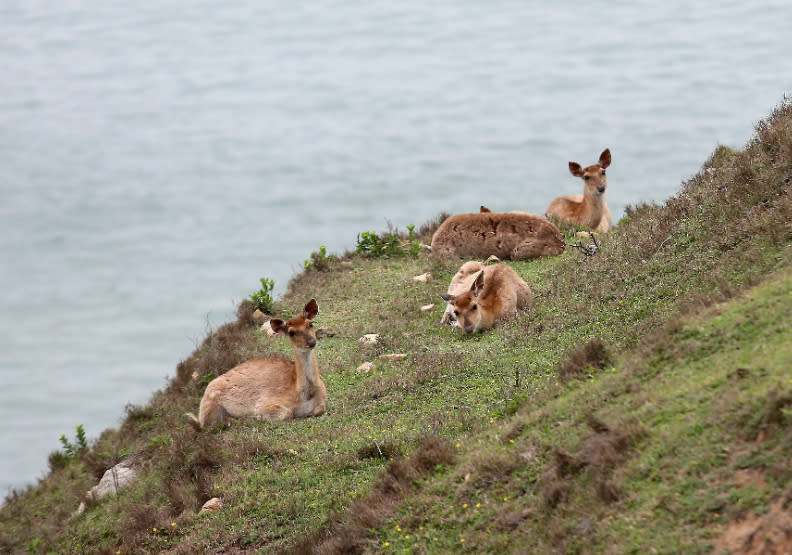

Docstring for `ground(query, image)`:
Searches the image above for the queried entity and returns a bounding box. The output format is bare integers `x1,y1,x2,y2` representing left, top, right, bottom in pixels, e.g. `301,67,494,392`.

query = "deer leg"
199,402,228,429
511,240,542,260
440,305,455,325
256,404,293,421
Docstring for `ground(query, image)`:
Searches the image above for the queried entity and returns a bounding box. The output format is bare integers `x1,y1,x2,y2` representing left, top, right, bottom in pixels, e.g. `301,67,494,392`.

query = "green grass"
2,99,792,554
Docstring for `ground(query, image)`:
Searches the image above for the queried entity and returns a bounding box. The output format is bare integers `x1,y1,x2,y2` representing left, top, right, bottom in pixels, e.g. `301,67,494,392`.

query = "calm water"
1,1,790,495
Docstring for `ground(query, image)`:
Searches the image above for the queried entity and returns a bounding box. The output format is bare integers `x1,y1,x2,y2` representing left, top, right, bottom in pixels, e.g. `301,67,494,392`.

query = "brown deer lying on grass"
430,212,564,260
440,260,485,325
546,148,613,232
440,262,533,333
187,299,326,429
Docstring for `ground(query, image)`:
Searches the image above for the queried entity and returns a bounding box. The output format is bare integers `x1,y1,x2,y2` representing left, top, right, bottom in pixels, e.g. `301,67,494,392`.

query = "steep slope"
0,100,790,554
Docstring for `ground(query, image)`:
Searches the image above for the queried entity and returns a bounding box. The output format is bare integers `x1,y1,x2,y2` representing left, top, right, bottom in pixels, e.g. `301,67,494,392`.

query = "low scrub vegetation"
2,100,791,553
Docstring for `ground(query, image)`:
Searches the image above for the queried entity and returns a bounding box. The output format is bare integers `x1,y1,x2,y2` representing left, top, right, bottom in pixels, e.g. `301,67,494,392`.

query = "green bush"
304,245,335,271
356,224,421,257
250,277,275,313
49,425,89,469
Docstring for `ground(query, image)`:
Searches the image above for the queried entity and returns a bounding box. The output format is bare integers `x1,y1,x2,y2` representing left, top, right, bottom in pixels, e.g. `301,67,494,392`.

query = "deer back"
431,212,564,260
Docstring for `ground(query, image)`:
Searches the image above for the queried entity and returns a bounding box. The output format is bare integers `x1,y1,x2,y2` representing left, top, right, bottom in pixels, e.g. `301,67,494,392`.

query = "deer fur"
440,260,485,325
440,263,532,333
430,212,564,260
546,148,613,232
187,299,326,429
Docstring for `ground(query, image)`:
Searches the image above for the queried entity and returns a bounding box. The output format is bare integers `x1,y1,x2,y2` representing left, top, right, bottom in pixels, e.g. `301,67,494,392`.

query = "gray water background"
1,1,790,495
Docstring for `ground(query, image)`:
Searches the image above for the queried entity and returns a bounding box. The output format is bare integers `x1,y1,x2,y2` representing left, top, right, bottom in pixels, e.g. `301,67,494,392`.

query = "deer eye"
308,322,314,328
288,330,295,337
602,170,606,176
453,310,460,316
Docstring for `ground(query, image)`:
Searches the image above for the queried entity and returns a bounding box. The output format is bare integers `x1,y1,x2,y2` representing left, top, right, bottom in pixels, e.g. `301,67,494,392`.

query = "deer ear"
599,148,611,169
569,162,584,177
269,318,286,335
471,271,485,297
303,299,318,320
439,293,454,303
480,205,491,213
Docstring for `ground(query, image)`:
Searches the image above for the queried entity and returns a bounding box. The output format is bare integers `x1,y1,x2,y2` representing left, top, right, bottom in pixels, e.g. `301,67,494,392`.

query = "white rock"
200,497,223,513
356,362,376,372
379,354,407,362
420,304,435,312
412,273,432,282
253,309,271,325
358,333,380,346
85,462,138,504
484,255,501,264
575,231,594,238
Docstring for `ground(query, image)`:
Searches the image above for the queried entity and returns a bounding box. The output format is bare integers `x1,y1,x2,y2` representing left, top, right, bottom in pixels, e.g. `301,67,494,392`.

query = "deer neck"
582,189,605,226
294,348,320,399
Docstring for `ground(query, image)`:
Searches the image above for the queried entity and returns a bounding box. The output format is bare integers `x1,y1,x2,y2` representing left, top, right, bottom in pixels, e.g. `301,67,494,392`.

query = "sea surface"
1,1,790,496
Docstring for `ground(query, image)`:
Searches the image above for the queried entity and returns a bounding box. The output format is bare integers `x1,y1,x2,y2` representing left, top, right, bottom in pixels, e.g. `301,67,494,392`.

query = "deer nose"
306,337,316,348
464,323,474,334
597,184,606,193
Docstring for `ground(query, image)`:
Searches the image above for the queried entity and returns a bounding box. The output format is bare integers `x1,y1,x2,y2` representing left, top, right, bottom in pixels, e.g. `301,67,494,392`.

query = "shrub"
355,223,421,257
249,277,275,313
304,245,335,271
49,425,89,470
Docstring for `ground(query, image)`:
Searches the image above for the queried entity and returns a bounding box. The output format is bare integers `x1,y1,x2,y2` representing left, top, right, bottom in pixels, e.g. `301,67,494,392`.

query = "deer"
187,299,326,429
439,260,485,325
439,262,533,333
546,148,613,232
430,211,565,260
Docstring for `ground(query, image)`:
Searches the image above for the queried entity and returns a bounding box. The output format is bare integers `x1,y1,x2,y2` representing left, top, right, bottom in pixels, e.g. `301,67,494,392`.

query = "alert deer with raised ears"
187,299,326,429
546,148,613,232
440,262,532,334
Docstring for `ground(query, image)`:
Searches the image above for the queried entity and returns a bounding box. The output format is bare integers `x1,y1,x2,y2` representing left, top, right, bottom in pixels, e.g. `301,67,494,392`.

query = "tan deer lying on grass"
430,212,565,260
546,148,613,232
187,299,326,429
440,262,533,333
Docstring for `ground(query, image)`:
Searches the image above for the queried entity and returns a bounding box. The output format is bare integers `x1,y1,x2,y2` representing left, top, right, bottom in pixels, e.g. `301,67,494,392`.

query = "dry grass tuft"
738,386,792,441
416,211,451,242
147,429,227,516
171,299,265,388
357,439,405,461
557,338,612,382
541,416,646,506
290,436,455,554
82,429,125,480
470,450,525,489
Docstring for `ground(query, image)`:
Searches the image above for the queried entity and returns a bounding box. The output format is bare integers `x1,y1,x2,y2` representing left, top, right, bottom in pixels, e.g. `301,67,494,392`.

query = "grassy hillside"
2,100,791,554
